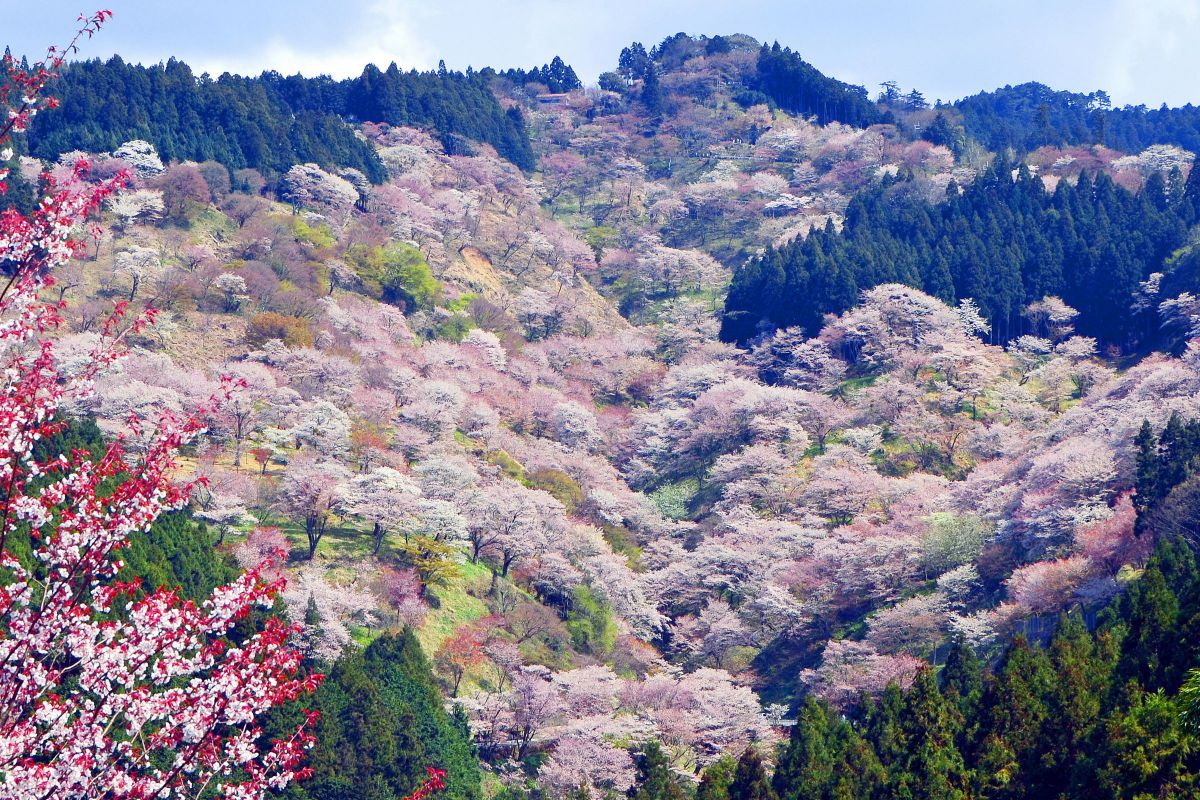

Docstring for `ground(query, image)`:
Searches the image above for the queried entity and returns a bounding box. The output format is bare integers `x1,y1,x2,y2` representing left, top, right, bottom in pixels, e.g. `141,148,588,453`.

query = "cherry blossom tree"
113,245,165,302
538,736,635,799
339,467,422,555
274,458,351,558
378,566,427,627
0,17,317,796
279,163,358,220
434,621,491,696
799,640,923,710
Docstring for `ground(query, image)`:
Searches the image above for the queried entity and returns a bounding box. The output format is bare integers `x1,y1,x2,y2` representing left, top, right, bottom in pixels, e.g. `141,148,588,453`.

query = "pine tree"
1042,615,1116,794
828,724,886,800
1117,560,1180,691
697,755,737,800
1135,419,1160,518
634,741,688,800
862,684,907,771
772,698,834,800
973,637,1054,798
305,592,322,626
729,748,777,800
894,668,968,800
940,638,983,752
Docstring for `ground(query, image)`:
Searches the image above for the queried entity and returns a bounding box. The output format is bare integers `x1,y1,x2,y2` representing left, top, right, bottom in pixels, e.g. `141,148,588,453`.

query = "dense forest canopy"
23,55,536,179
953,82,1200,155
751,43,885,128
722,156,1200,348
495,57,582,94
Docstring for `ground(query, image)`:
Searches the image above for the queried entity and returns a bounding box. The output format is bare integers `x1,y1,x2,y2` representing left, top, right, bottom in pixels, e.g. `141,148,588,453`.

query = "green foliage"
272,630,482,800
379,241,440,310
952,82,1200,155
1134,413,1200,523
9,417,235,601
728,748,776,800
348,242,441,312
633,741,689,800
583,226,619,260
601,524,644,570
292,217,337,250
696,755,736,800
28,57,385,181
117,512,236,600
350,63,534,170
922,513,991,574
29,56,539,178
485,450,526,482
497,57,581,93
432,314,475,342
305,593,322,627
565,584,617,656
446,293,477,313
526,468,584,514
0,153,37,215
396,535,462,588
753,43,882,128
772,698,836,800
1094,689,1199,799
649,478,699,521
722,160,1189,349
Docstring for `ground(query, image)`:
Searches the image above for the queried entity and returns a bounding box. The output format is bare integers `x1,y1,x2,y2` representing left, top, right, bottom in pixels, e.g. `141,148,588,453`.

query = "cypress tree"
697,755,737,800
634,741,687,800
894,669,968,800
1135,419,1160,518
728,749,777,800
772,698,834,800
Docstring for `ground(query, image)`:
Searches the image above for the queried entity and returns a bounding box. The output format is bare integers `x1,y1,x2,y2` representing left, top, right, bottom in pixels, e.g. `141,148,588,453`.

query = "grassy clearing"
415,558,492,656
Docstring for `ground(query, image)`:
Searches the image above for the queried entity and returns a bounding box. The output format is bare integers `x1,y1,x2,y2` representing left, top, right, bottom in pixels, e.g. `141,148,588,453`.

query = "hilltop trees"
754,43,881,127
722,160,1190,350
27,55,540,179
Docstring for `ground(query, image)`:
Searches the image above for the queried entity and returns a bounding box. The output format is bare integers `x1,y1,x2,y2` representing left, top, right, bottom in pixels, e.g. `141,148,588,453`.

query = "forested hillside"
23,55,535,179
6,19,1200,800
953,82,1200,155
722,156,1200,346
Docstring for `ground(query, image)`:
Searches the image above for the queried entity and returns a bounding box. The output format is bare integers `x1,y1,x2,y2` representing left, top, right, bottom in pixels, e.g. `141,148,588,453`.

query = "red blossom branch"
0,13,319,799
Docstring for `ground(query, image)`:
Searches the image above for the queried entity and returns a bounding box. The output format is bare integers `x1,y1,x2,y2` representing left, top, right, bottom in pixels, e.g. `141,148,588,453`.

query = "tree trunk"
372,521,384,556
306,515,320,559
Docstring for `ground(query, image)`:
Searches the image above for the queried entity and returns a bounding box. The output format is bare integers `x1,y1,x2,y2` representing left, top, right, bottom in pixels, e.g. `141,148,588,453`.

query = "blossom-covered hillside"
9,25,1200,800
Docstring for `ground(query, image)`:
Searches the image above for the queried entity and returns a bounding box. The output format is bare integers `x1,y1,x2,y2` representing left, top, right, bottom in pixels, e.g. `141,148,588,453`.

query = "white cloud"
191,1,437,78
1104,0,1200,106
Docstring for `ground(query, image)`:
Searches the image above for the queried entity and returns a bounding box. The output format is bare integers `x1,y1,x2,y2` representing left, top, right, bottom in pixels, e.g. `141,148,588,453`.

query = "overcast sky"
7,1,1200,107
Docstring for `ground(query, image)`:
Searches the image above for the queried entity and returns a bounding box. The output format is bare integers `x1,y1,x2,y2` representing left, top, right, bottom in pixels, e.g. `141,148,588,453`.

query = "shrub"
566,585,617,655
246,311,315,347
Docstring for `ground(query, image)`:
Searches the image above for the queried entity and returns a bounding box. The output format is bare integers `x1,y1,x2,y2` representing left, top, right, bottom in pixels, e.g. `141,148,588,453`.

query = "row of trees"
23,53,537,180
952,82,1200,155
751,43,884,128
496,57,581,94
722,156,1200,348
25,56,387,180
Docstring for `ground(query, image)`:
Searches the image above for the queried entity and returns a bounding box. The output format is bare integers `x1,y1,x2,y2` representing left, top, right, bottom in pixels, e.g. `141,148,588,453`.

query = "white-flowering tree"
338,467,423,554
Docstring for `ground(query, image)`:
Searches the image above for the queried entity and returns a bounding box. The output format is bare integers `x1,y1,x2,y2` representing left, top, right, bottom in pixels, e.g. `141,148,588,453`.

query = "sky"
6,0,1200,107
